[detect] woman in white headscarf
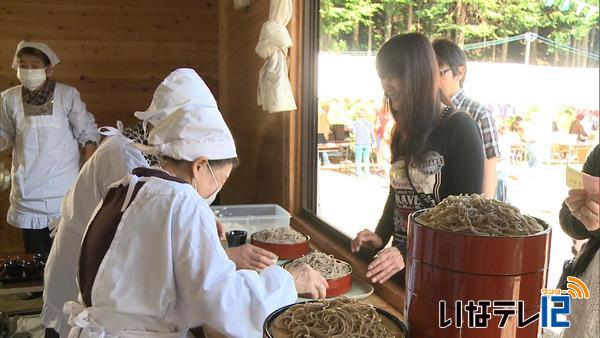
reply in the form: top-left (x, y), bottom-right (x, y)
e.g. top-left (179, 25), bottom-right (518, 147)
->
top-left (43, 69), bottom-right (280, 337)
top-left (42, 69), bottom-right (188, 337)
top-left (0, 41), bottom-right (101, 255)
top-left (64, 71), bottom-right (327, 338)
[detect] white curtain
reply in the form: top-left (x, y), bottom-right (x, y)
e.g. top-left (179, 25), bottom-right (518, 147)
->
top-left (255, 0), bottom-right (297, 113)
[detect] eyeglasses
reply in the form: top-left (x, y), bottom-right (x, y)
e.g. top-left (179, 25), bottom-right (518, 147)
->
top-left (439, 68), bottom-right (452, 77)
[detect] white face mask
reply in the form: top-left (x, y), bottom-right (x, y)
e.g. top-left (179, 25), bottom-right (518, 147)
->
top-left (17, 68), bottom-right (47, 90)
top-left (193, 163), bottom-right (221, 205)
top-left (203, 187), bottom-right (220, 205)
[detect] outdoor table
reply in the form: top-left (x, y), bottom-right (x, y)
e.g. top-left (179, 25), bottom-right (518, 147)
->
top-left (317, 142), bottom-right (350, 162)
top-left (551, 142), bottom-right (595, 164)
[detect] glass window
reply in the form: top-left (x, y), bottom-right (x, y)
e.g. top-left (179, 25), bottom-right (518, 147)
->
top-left (303, 1), bottom-right (600, 289)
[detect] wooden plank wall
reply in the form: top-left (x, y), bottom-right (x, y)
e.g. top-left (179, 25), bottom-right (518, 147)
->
top-left (218, 0), bottom-right (293, 207)
top-left (0, 0), bottom-right (219, 254)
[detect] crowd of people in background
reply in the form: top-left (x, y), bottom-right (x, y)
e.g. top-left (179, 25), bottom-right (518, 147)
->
top-left (318, 89), bottom-right (599, 193)
top-left (319, 99), bottom-right (598, 176)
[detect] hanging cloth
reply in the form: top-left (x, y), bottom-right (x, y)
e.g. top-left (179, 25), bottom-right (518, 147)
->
top-left (255, 0), bottom-right (297, 113)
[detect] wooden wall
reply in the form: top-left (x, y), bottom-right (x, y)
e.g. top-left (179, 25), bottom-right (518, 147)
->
top-left (0, 0), bottom-right (219, 254)
top-left (218, 0), bottom-right (294, 207)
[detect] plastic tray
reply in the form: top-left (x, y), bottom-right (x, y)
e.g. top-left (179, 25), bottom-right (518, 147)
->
top-left (211, 204), bottom-right (291, 242)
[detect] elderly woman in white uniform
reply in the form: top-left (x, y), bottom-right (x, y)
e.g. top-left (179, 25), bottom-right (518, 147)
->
top-left (43, 69), bottom-right (281, 337)
top-left (42, 68), bottom-right (189, 337)
top-left (65, 74), bottom-right (327, 338)
top-left (0, 41), bottom-right (100, 255)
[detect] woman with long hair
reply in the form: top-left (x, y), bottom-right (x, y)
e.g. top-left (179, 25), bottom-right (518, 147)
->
top-left (351, 33), bottom-right (485, 285)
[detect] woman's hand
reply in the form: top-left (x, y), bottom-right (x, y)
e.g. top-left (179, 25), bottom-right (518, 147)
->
top-left (225, 244), bottom-right (278, 272)
top-left (366, 247), bottom-right (405, 284)
top-left (351, 229), bottom-right (383, 253)
top-left (565, 189), bottom-right (587, 212)
top-left (288, 263), bottom-right (329, 299)
top-left (583, 199), bottom-right (600, 231)
top-left (566, 189), bottom-right (599, 232)
top-left (215, 218), bottom-right (226, 240)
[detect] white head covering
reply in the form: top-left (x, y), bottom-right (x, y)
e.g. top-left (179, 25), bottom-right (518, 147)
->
top-left (134, 68), bottom-right (216, 126)
top-left (12, 41), bottom-right (60, 69)
top-left (143, 104), bottom-right (237, 161)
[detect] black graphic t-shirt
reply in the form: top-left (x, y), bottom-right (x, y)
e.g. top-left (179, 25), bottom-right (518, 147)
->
top-left (375, 111), bottom-right (485, 257)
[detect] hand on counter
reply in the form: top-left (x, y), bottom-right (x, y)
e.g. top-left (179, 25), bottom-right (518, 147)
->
top-left (350, 229), bottom-right (383, 253)
top-left (366, 247), bottom-right (405, 284)
top-left (287, 263), bottom-right (329, 299)
top-left (226, 244), bottom-right (277, 271)
top-left (565, 189), bottom-right (600, 232)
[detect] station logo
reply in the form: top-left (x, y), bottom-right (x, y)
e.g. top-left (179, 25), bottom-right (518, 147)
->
top-left (438, 276), bottom-right (590, 329)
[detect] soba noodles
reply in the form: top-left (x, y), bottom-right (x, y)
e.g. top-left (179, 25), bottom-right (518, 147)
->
top-left (253, 227), bottom-right (307, 244)
top-left (273, 298), bottom-right (397, 338)
top-left (285, 252), bottom-right (351, 280)
top-left (415, 194), bottom-right (545, 236)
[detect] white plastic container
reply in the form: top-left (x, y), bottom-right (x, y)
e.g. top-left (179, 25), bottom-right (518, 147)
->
top-left (210, 204), bottom-right (292, 241)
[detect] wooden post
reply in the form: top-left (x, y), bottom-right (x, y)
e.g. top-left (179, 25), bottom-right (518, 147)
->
top-left (524, 32), bottom-right (532, 65)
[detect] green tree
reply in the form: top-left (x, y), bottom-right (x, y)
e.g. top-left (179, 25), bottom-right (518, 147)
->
top-left (417, 0), bottom-right (499, 44)
top-left (318, 0), bottom-right (599, 67)
top-left (538, 0), bottom-right (599, 66)
top-left (381, 0), bottom-right (405, 40)
top-left (320, 0), bottom-right (381, 51)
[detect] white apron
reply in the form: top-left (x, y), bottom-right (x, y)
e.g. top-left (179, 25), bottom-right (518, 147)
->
top-left (42, 133), bottom-right (148, 337)
top-left (66, 174), bottom-right (296, 338)
top-left (65, 302), bottom-right (183, 338)
top-left (0, 83), bottom-right (100, 229)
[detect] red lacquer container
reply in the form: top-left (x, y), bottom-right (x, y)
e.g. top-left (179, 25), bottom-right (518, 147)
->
top-left (405, 210), bottom-right (551, 338)
top-left (251, 234), bottom-right (310, 260)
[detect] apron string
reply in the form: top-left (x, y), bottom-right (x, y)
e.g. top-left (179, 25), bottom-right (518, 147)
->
top-left (121, 175), bottom-right (140, 212)
top-left (98, 120), bottom-right (125, 137)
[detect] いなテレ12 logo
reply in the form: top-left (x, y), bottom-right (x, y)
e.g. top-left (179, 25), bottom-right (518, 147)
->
top-left (438, 276), bottom-right (590, 329)
top-left (540, 276), bottom-right (590, 328)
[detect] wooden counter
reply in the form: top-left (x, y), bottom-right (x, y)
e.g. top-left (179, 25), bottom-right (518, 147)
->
top-left (0, 280), bottom-right (44, 296)
top-left (365, 292), bottom-right (403, 319)
top-left (292, 217), bottom-right (406, 314)
top-left (301, 243), bottom-right (404, 320)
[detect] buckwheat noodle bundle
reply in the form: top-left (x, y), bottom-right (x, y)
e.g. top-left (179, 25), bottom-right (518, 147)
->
top-left (253, 227), bottom-right (307, 244)
top-left (273, 298), bottom-right (397, 338)
top-left (415, 194), bottom-right (545, 236)
top-left (285, 252), bottom-right (351, 280)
